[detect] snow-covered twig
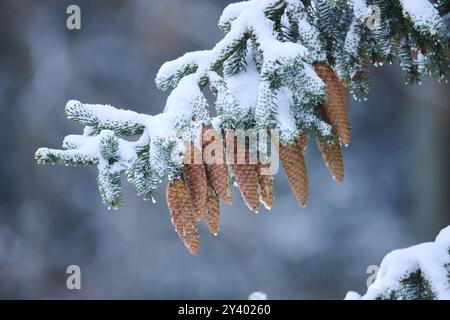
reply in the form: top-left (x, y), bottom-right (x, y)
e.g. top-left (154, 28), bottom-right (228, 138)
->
top-left (35, 0), bottom-right (448, 253)
top-left (346, 226), bottom-right (450, 300)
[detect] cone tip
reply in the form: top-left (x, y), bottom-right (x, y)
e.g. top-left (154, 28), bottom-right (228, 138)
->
top-left (260, 200), bottom-right (273, 211)
top-left (333, 176), bottom-right (344, 184)
top-left (187, 245), bottom-right (200, 256)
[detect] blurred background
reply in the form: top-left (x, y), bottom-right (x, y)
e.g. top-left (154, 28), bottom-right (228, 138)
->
top-left (0, 0), bottom-right (448, 299)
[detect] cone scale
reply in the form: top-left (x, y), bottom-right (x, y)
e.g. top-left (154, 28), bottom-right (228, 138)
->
top-left (201, 125), bottom-right (232, 205)
top-left (166, 178), bottom-right (200, 255)
top-left (314, 63), bottom-right (351, 146)
top-left (277, 136), bottom-right (309, 207)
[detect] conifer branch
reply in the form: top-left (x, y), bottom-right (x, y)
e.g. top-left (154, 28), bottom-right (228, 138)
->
top-left (36, 0), bottom-right (449, 254)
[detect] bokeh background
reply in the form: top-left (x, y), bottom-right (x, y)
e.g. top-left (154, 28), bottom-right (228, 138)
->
top-left (0, 0), bottom-right (448, 299)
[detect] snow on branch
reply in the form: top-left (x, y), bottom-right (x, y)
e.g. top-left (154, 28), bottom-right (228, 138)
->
top-left (65, 100), bottom-right (147, 136)
top-left (36, 0), bottom-right (449, 254)
top-left (398, 0), bottom-right (446, 36)
top-left (346, 226), bottom-right (450, 300)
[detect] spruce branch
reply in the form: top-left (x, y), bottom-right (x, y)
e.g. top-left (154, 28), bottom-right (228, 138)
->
top-left (346, 226), bottom-right (450, 300)
top-left (36, 0), bottom-right (449, 254)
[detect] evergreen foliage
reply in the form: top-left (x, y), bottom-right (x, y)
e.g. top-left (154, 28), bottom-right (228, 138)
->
top-left (35, 0), bottom-right (448, 253)
top-left (346, 226), bottom-right (450, 300)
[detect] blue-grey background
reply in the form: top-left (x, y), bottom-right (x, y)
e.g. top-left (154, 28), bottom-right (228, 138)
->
top-left (0, 0), bottom-right (448, 299)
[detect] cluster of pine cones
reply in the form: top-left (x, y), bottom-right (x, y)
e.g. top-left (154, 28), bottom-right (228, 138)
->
top-left (166, 63), bottom-right (351, 255)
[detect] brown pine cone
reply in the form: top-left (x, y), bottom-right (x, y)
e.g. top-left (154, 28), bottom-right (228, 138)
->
top-left (337, 76), bottom-right (349, 109)
top-left (204, 183), bottom-right (220, 236)
top-left (184, 143), bottom-right (208, 220)
top-left (317, 138), bottom-right (344, 183)
top-left (277, 138), bottom-right (308, 207)
top-left (314, 63), bottom-right (351, 146)
top-left (233, 163), bottom-right (260, 212)
top-left (256, 159), bottom-right (274, 210)
top-left (166, 178), bottom-right (200, 255)
top-left (201, 125), bottom-right (232, 205)
top-left (231, 135), bottom-right (259, 213)
top-left (298, 131), bottom-right (308, 152)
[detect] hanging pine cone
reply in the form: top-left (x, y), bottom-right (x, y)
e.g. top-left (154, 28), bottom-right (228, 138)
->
top-left (230, 136), bottom-right (259, 213)
top-left (317, 137), bottom-right (344, 183)
top-left (277, 136), bottom-right (309, 207)
top-left (203, 183), bottom-right (220, 236)
top-left (338, 75), bottom-right (349, 109)
top-left (256, 161), bottom-right (274, 210)
top-left (233, 164), bottom-right (260, 212)
top-left (314, 63), bottom-right (351, 146)
top-left (298, 131), bottom-right (308, 152)
top-left (166, 178), bottom-right (200, 255)
top-left (201, 125), bottom-right (232, 205)
top-left (184, 143), bottom-right (208, 220)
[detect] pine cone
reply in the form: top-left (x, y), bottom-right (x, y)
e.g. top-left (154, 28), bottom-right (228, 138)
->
top-left (277, 137), bottom-right (308, 207)
top-left (230, 136), bottom-right (259, 213)
top-left (314, 63), bottom-right (351, 146)
top-left (298, 131), bottom-right (308, 152)
top-left (201, 125), bottom-right (232, 205)
top-left (233, 164), bottom-right (260, 212)
top-left (256, 160), bottom-right (274, 210)
top-left (317, 138), bottom-right (344, 183)
top-left (166, 178), bottom-right (200, 255)
top-left (184, 143), bottom-right (208, 220)
top-left (338, 76), bottom-right (349, 109)
top-left (204, 183), bottom-right (220, 236)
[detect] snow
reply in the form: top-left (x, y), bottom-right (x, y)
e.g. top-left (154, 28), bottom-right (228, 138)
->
top-left (141, 116), bottom-right (169, 140)
top-left (219, 1), bottom-right (251, 28)
top-left (42, 0), bottom-right (448, 162)
top-left (352, 0), bottom-right (368, 23)
top-left (398, 0), bottom-right (443, 35)
top-left (66, 100), bottom-right (146, 126)
top-left (156, 21), bottom-right (247, 84)
top-left (302, 63), bottom-right (326, 95)
top-left (436, 227), bottom-right (450, 244)
top-left (67, 99), bottom-right (193, 141)
top-left (38, 122), bottom-right (147, 175)
top-left (242, 9), bottom-right (307, 63)
top-left (68, 134), bottom-right (102, 159)
top-left (158, 0), bottom-right (307, 88)
top-left (226, 62), bottom-right (260, 112)
top-left (118, 137), bottom-right (138, 164)
top-left (249, 291), bottom-right (268, 300)
top-left (344, 291), bottom-right (362, 300)
top-left (210, 116), bottom-right (222, 133)
top-left (164, 75), bottom-right (200, 115)
top-left (346, 226), bottom-right (450, 300)
top-left (344, 20), bottom-right (360, 56)
top-left (296, 11), bottom-right (326, 62)
top-left (156, 51), bottom-right (204, 88)
top-left (75, 130), bottom-right (137, 165)
top-left (274, 86), bottom-right (298, 142)
top-left (297, 108), bottom-right (332, 137)
top-left (38, 0), bottom-right (449, 214)
top-left (62, 134), bottom-right (87, 149)
top-left (155, 0), bottom-right (314, 146)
